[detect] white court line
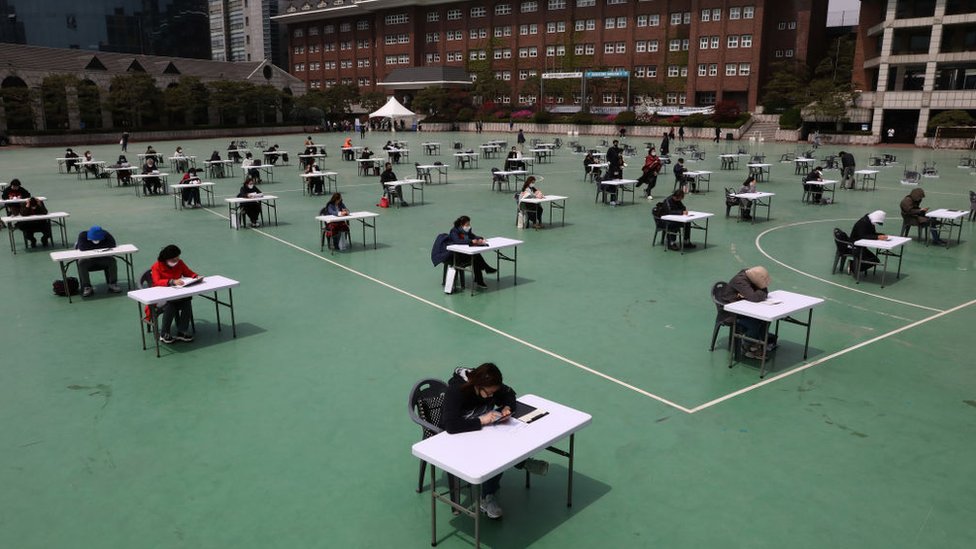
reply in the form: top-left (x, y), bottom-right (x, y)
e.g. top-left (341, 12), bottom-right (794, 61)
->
top-left (688, 298), bottom-right (976, 413)
top-left (754, 219), bottom-right (943, 313)
top-left (201, 206), bottom-right (694, 414)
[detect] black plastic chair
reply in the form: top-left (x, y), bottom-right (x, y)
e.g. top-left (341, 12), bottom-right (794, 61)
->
top-left (831, 228), bottom-right (857, 275)
top-left (710, 281), bottom-right (735, 352)
top-left (408, 378), bottom-right (448, 493)
top-left (139, 269), bottom-right (195, 333)
top-left (969, 190), bottom-right (975, 222)
top-left (724, 187), bottom-right (739, 217)
top-left (900, 214), bottom-right (928, 242)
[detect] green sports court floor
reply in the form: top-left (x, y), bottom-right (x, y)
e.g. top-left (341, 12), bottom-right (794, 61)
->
top-left (1, 132), bottom-right (974, 548)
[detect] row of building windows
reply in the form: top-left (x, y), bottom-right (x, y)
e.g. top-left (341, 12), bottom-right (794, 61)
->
top-left (308, 78), bottom-right (372, 90)
top-left (487, 92), bottom-right (690, 106)
top-left (293, 5), bottom-right (757, 37)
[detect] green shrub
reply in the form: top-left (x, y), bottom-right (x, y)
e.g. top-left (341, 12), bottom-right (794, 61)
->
top-left (683, 113), bottom-right (709, 127)
top-left (614, 111), bottom-right (636, 126)
top-left (927, 110), bottom-right (975, 131)
top-left (571, 111), bottom-right (593, 125)
top-left (532, 110), bottom-right (552, 124)
top-left (456, 108), bottom-right (475, 122)
top-left (779, 108), bottom-right (802, 130)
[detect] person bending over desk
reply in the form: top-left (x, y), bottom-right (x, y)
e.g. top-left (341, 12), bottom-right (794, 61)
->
top-left (241, 153), bottom-right (261, 182)
top-left (900, 188), bottom-right (946, 245)
top-left (380, 162), bottom-right (409, 207)
top-left (64, 148), bottom-right (80, 173)
top-left (208, 151), bottom-right (225, 178)
top-left (19, 197), bottom-right (51, 248)
top-left (76, 225), bottom-right (121, 297)
top-left (141, 157), bottom-right (162, 195)
top-left (179, 168), bottom-right (203, 208)
top-left (151, 244), bottom-right (199, 344)
top-left (114, 155), bottom-right (132, 185)
top-left (449, 216), bottom-right (497, 289)
top-left (237, 176), bottom-right (264, 228)
top-left (441, 363), bottom-right (549, 520)
top-left (850, 210), bottom-right (887, 275)
top-left (306, 162), bottom-right (325, 195)
top-left (661, 189), bottom-right (695, 251)
top-left (82, 150), bottom-right (102, 178)
top-left (2, 178), bottom-right (30, 216)
top-left (517, 176), bottom-right (544, 229)
top-left (738, 175), bottom-right (757, 220)
top-left (228, 141), bottom-right (242, 163)
top-left (803, 166), bottom-right (825, 203)
top-left (506, 147), bottom-right (525, 171)
top-left (716, 266), bottom-right (776, 360)
top-left (320, 192), bottom-right (350, 250)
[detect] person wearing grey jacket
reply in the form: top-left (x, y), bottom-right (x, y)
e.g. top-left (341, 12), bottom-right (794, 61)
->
top-left (716, 266), bottom-right (775, 359)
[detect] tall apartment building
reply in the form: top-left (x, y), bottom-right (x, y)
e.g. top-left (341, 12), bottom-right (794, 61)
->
top-left (273, 0), bottom-right (827, 112)
top-left (209, 0), bottom-right (287, 65)
top-left (853, 0), bottom-right (976, 144)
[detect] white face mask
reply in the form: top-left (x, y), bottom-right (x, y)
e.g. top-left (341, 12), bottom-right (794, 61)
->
top-left (91, 240), bottom-right (101, 245)
top-left (166, 260), bottom-right (179, 267)
top-left (246, 184), bottom-right (254, 189)
top-left (462, 225), bottom-right (471, 232)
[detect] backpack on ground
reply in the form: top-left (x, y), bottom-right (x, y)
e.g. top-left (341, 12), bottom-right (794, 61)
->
top-left (53, 277), bottom-right (80, 296)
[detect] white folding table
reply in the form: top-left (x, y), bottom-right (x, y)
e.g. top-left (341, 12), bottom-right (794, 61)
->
top-left (853, 235), bottom-right (911, 287)
top-left (925, 208), bottom-right (967, 247)
top-left (225, 195), bottom-right (279, 229)
top-left (170, 182), bottom-right (215, 209)
top-left (659, 211), bottom-right (714, 252)
top-left (519, 195), bottom-right (568, 227)
top-left (731, 191), bottom-right (774, 223)
top-left (315, 211), bottom-right (379, 252)
top-left (447, 237), bottom-right (523, 295)
top-left (50, 244), bottom-right (139, 303)
top-left (1, 211), bottom-right (69, 254)
top-left (301, 171), bottom-right (338, 196)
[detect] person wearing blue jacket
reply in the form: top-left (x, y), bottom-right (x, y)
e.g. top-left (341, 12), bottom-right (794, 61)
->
top-left (448, 216), bottom-right (496, 288)
top-left (75, 225), bottom-right (121, 297)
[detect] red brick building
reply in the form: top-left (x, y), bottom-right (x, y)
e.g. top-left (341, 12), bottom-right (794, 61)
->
top-left (273, 0), bottom-right (827, 112)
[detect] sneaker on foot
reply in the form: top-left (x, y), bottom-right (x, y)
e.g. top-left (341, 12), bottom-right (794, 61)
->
top-left (107, 284), bottom-right (122, 293)
top-left (522, 458), bottom-right (549, 476)
top-left (475, 281), bottom-right (489, 289)
top-left (480, 494), bottom-right (503, 519)
top-left (82, 286), bottom-right (94, 297)
top-left (159, 333), bottom-right (176, 344)
top-left (175, 332), bottom-right (194, 342)
top-left (744, 348), bottom-right (766, 360)
top-left (484, 266), bottom-right (498, 274)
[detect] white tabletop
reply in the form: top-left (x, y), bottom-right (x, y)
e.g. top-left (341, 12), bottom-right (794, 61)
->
top-left (925, 208), bottom-right (968, 220)
top-left (854, 235), bottom-right (911, 249)
top-left (131, 172), bottom-right (170, 178)
top-left (587, 162), bottom-right (610, 168)
top-left (529, 148), bottom-right (552, 153)
top-left (0, 196), bottom-right (46, 205)
top-left (225, 194), bottom-right (278, 204)
top-left (171, 182), bottom-right (215, 189)
top-left (748, 163), bottom-right (772, 168)
top-left (1, 211), bottom-right (69, 224)
top-left (383, 179), bottom-right (423, 187)
top-left (356, 158), bottom-right (383, 163)
top-left (51, 244), bottom-right (138, 262)
top-left (264, 151), bottom-right (288, 155)
top-left (854, 169), bottom-right (879, 175)
top-left (661, 211), bottom-right (714, 222)
top-left (495, 170), bottom-right (528, 177)
top-left (168, 155), bottom-right (196, 160)
top-left (421, 142), bottom-right (440, 146)
top-left (300, 171), bottom-right (338, 178)
top-left (520, 194), bottom-right (568, 204)
top-left (723, 290), bottom-right (825, 322)
top-left (298, 154), bottom-right (328, 158)
top-left (315, 211), bottom-right (379, 223)
top-left (685, 170), bottom-right (712, 177)
top-left (411, 394), bottom-right (592, 484)
top-left (804, 179), bottom-right (837, 187)
top-left (447, 236), bottom-right (523, 255)
top-left (795, 158), bottom-right (815, 163)
top-left (599, 178), bottom-right (638, 186)
top-left (454, 152), bottom-right (477, 157)
top-left (479, 144), bottom-right (500, 149)
top-left (732, 192), bottom-right (775, 199)
top-left (126, 275), bottom-right (240, 306)
top-left (205, 159), bottom-right (233, 164)
top-left (416, 164), bottom-right (448, 170)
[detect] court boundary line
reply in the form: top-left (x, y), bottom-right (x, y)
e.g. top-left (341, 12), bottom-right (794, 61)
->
top-left (754, 219), bottom-right (943, 313)
top-left (202, 207), bottom-right (694, 414)
top-left (688, 298), bottom-right (976, 413)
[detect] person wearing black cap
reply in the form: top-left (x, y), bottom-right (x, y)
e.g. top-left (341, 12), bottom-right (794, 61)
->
top-left (151, 245), bottom-right (200, 343)
top-left (75, 225), bottom-right (121, 297)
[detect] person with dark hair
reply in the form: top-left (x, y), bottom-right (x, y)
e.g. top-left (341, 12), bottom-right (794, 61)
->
top-left (228, 141), bottom-right (242, 163)
top-left (517, 129), bottom-right (526, 150)
top-left (839, 150), bottom-right (856, 189)
top-left (75, 225), bottom-right (121, 297)
top-left (737, 174), bottom-right (758, 220)
top-left (1, 178), bottom-right (30, 216)
top-left (505, 146), bottom-right (525, 171)
top-left (660, 131), bottom-right (670, 156)
top-left (237, 176), bottom-right (264, 227)
top-left (82, 150), bottom-right (102, 178)
top-left (803, 165), bottom-right (825, 203)
top-left (305, 162), bottom-right (325, 195)
top-left (320, 192), bottom-right (350, 250)
top-left (678, 125), bottom-right (685, 142)
top-left (179, 168), bottom-right (203, 208)
top-left (121, 130), bottom-right (129, 152)
top-left (18, 197), bottom-right (51, 248)
top-left (64, 148), bottom-right (80, 173)
top-left (637, 147), bottom-right (662, 200)
top-left (380, 162), bottom-right (408, 206)
top-left (241, 152), bottom-right (262, 182)
top-left (151, 245), bottom-right (200, 344)
top-left (673, 157), bottom-right (693, 192)
top-left (850, 210), bottom-right (887, 275)
top-left (113, 155), bottom-right (132, 185)
top-left (517, 176), bottom-right (544, 229)
top-left (449, 216), bottom-right (496, 288)
top-left (441, 363), bottom-right (549, 519)
top-left (173, 146), bottom-right (189, 173)
top-left (606, 139), bottom-right (624, 180)
top-left (662, 189), bottom-right (695, 251)
top-left (715, 266), bottom-right (776, 359)
top-left (208, 150), bottom-right (225, 178)
top-left (141, 157), bottom-right (162, 195)
top-left (713, 126), bottom-right (721, 143)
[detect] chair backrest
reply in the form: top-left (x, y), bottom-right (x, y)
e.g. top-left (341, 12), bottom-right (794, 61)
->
top-left (725, 187), bottom-right (738, 205)
top-left (711, 281), bottom-right (728, 316)
top-left (408, 378), bottom-right (448, 440)
top-left (833, 228), bottom-right (854, 254)
top-left (139, 268), bottom-right (153, 289)
top-left (969, 190), bottom-right (976, 206)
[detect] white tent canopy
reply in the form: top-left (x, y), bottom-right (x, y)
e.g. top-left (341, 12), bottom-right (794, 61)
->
top-left (369, 96), bottom-right (416, 120)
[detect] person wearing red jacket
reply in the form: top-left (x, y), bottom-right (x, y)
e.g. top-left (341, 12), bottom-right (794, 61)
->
top-left (151, 244), bottom-right (200, 344)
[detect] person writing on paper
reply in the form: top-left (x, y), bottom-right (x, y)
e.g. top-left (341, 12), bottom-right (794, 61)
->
top-left (448, 216), bottom-right (497, 289)
top-left (75, 225), bottom-right (122, 297)
top-left (380, 162), bottom-right (408, 207)
top-left (850, 210), bottom-right (888, 275)
top-left (319, 192), bottom-right (350, 250)
top-left (236, 176), bottom-right (264, 228)
top-left (900, 188), bottom-right (946, 245)
top-left (305, 162), bottom-right (325, 195)
top-left (141, 157), bottom-right (162, 195)
top-left (716, 266), bottom-right (777, 360)
top-left (506, 146), bottom-right (525, 171)
top-left (179, 168), bottom-right (203, 208)
top-left (441, 363), bottom-right (549, 519)
top-left (173, 146), bottom-right (188, 173)
top-left (342, 137), bottom-right (354, 161)
top-left (18, 197), bottom-right (52, 248)
top-left (517, 176), bottom-right (544, 229)
top-left (64, 148), bottom-right (80, 173)
top-left (1, 178), bottom-right (30, 216)
top-left (737, 174), bottom-right (757, 220)
top-left (661, 189), bottom-right (695, 251)
top-left (151, 244), bottom-right (199, 344)
top-left (803, 165), bottom-right (825, 204)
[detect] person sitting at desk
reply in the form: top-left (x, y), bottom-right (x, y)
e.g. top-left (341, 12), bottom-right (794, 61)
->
top-left (114, 155), bottom-right (132, 185)
top-left (849, 210), bottom-right (887, 275)
top-left (360, 148), bottom-right (380, 176)
top-left (2, 178), bottom-right (30, 216)
top-left (448, 216), bottom-right (496, 288)
top-left (673, 157), bottom-right (693, 193)
top-left (441, 363), bottom-right (549, 519)
top-left (64, 148), bottom-right (80, 173)
top-left (179, 168), bottom-right (203, 208)
top-left (145, 145), bottom-right (157, 157)
top-left (383, 141), bottom-right (401, 164)
top-left (737, 174), bottom-right (758, 220)
top-left (208, 151), bottom-right (225, 178)
top-left (173, 146), bottom-right (188, 172)
top-left (661, 189), bottom-right (695, 251)
top-left (241, 153), bottom-right (262, 182)
top-left (803, 166), bottom-right (825, 203)
top-left (151, 244), bottom-right (199, 344)
top-left (716, 266), bottom-right (776, 360)
top-left (75, 225), bottom-right (122, 297)
top-left (237, 176), bottom-right (264, 228)
top-left (82, 150), bottom-right (103, 178)
top-left (505, 147), bottom-right (525, 171)
top-left (305, 162), bottom-right (325, 195)
top-left (228, 141), bottom-right (242, 163)
top-left (141, 157), bottom-right (162, 195)
top-left (637, 147), bottom-right (662, 200)
top-left (380, 162), bottom-right (408, 207)
top-left (900, 188), bottom-right (946, 245)
top-left (342, 137), bottom-right (354, 161)
top-left (319, 192), bottom-right (350, 250)
top-left (606, 139), bottom-right (624, 180)
top-left (18, 197), bottom-right (52, 248)
top-left (517, 176), bottom-right (544, 229)
top-left (583, 151), bottom-right (596, 178)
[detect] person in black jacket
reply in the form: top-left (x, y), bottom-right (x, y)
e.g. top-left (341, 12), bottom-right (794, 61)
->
top-left (17, 197), bottom-right (51, 247)
top-left (441, 363), bottom-right (548, 519)
top-left (803, 166), bottom-right (825, 203)
top-left (716, 266), bottom-right (775, 359)
top-left (662, 189), bottom-right (695, 250)
top-left (448, 216), bottom-right (496, 288)
top-left (237, 176), bottom-right (264, 227)
top-left (379, 162), bottom-right (408, 206)
top-left (141, 157), bottom-right (162, 195)
top-left (660, 132), bottom-right (670, 156)
top-left (75, 225), bottom-right (121, 297)
top-left (1, 178), bottom-right (30, 216)
top-left (605, 139), bottom-right (624, 180)
top-left (839, 151), bottom-right (856, 189)
top-left (850, 210), bottom-right (887, 274)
